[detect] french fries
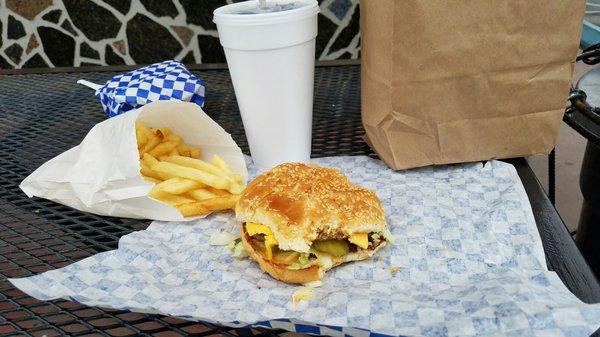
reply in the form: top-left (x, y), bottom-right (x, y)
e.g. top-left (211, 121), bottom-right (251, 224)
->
top-left (140, 164), bottom-right (162, 180)
top-left (148, 141), bottom-right (177, 157)
top-left (186, 188), bottom-right (218, 200)
top-left (149, 188), bottom-right (195, 206)
top-left (154, 177), bottom-right (205, 195)
top-left (176, 194), bottom-right (240, 217)
top-left (138, 126), bottom-right (163, 156)
top-left (163, 155), bottom-right (229, 179)
top-left (161, 156), bottom-right (243, 190)
top-left (156, 127), bottom-right (171, 138)
top-left (212, 155), bottom-right (244, 182)
top-left (211, 154), bottom-right (232, 173)
top-left (152, 162), bottom-right (230, 190)
top-left (206, 187), bottom-right (230, 197)
top-left (135, 124), bottom-right (149, 148)
top-left (142, 173), bottom-right (161, 183)
top-left (177, 144), bottom-right (201, 158)
top-left (142, 153), bottom-right (160, 168)
top-left (136, 122), bottom-right (244, 217)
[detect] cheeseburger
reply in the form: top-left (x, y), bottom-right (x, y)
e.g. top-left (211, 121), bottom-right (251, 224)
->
top-left (235, 163), bottom-right (392, 284)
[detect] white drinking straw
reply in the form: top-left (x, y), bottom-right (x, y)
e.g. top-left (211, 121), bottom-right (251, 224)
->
top-left (76, 79), bottom-right (102, 91)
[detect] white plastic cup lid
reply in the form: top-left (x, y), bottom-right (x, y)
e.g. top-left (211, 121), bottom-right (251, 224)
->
top-left (213, 0), bottom-right (319, 26)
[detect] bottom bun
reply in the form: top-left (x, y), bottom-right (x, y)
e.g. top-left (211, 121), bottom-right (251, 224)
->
top-left (241, 225), bottom-right (386, 284)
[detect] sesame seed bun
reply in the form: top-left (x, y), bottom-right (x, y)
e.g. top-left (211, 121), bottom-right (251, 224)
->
top-left (235, 163), bottom-right (387, 253)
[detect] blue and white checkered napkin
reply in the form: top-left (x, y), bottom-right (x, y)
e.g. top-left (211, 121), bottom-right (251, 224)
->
top-left (9, 156), bottom-right (600, 337)
top-left (92, 60), bottom-right (206, 118)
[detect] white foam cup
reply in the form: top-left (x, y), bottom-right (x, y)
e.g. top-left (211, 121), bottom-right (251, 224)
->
top-left (214, 0), bottom-right (319, 170)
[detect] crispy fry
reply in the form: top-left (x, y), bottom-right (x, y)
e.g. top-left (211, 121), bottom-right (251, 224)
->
top-left (136, 123), bottom-right (243, 217)
top-left (176, 144), bottom-right (201, 158)
top-left (142, 153), bottom-right (177, 180)
top-left (155, 127), bottom-right (171, 138)
top-left (161, 155), bottom-right (244, 193)
top-left (190, 148), bottom-right (201, 158)
top-left (233, 174), bottom-right (244, 183)
top-left (136, 123), bottom-right (151, 133)
top-left (211, 154), bottom-right (233, 174)
top-left (228, 183), bottom-right (244, 194)
top-left (152, 161), bottom-right (230, 189)
top-left (149, 188), bottom-right (194, 206)
top-left (165, 134), bottom-right (181, 143)
top-left (148, 141), bottom-right (179, 158)
top-left (140, 129), bottom-right (163, 156)
top-left (143, 176), bottom-right (161, 183)
top-left (162, 155), bottom-right (232, 180)
top-left (154, 177), bottom-right (205, 195)
top-left (135, 123), bottom-right (149, 148)
top-left (211, 154), bottom-right (244, 185)
top-left (140, 163), bottom-right (162, 180)
top-left (137, 134), bottom-right (148, 148)
top-left (142, 153), bottom-right (160, 168)
top-left (186, 188), bottom-right (218, 201)
top-left (205, 187), bottom-right (230, 197)
top-left (157, 172), bottom-right (177, 180)
top-left (176, 194), bottom-right (240, 217)
top-left (137, 123), bottom-right (153, 136)
top-left (176, 144), bottom-right (191, 157)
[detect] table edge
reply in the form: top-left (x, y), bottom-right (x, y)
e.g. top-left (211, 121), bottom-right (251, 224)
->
top-left (0, 60), bottom-right (361, 76)
top-left (507, 157), bottom-right (600, 303)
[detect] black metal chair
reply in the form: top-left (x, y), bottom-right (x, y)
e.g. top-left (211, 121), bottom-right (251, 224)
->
top-left (552, 43), bottom-right (600, 278)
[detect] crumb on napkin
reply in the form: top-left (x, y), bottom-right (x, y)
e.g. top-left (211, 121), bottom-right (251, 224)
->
top-left (292, 287), bottom-right (314, 306)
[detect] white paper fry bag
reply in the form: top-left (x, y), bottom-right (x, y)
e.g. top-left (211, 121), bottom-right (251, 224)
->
top-left (19, 101), bottom-right (247, 221)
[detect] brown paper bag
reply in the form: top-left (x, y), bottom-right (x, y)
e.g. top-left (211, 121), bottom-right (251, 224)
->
top-left (361, 0), bottom-right (586, 170)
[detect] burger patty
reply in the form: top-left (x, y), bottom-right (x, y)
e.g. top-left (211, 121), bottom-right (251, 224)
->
top-left (315, 228), bottom-right (347, 240)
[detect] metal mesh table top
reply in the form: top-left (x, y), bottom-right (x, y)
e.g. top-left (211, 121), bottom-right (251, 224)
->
top-left (0, 65), bottom-right (367, 337)
top-left (0, 65), bottom-right (598, 337)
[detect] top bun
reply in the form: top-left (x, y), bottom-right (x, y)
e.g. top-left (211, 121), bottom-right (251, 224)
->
top-left (235, 163), bottom-right (386, 252)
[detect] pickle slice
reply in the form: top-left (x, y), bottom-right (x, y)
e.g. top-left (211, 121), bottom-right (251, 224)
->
top-left (312, 240), bottom-right (349, 257)
top-left (272, 250), bottom-right (301, 265)
top-left (287, 253), bottom-right (314, 270)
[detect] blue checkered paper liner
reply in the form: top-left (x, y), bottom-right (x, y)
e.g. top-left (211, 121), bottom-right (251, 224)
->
top-left (95, 60), bottom-right (206, 118)
top-left (10, 157), bottom-right (600, 336)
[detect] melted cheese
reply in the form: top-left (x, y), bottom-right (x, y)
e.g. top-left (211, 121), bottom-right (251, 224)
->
top-left (246, 222), bottom-right (278, 260)
top-left (349, 233), bottom-right (369, 249)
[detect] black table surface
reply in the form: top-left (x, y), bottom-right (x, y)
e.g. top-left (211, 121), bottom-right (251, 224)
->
top-left (0, 64), bottom-right (599, 337)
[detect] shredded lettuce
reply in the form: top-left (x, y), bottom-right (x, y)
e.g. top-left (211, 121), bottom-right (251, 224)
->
top-left (227, 238), bottom-right (248, 259)
top-left (371, 233), bottom-right (381, 246)
top-left (381, 229), bottom-right (395, 244)
top-left (286, 252), bottom-right (314, 270)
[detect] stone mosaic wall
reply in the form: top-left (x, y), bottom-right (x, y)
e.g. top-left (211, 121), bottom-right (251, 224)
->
top-left (0, 0), bottom-right (360, 69)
